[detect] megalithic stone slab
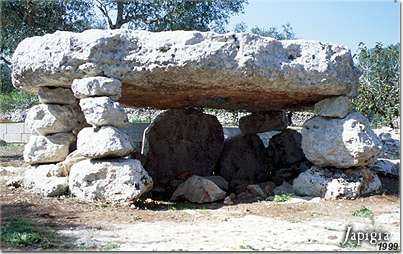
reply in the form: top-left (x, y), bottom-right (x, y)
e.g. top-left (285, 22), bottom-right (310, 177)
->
top-left (72, 77), bottom-right (122, 100)
top-left (12, 30), bottom-right (359, 111)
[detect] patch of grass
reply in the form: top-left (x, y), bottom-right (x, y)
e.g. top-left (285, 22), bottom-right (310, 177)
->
top-left (0, 218), bottom-right (56, 249)
top-left (352, 207), bottom-right (375, 224)
top-left (0, 142), bottom-right (23, 148)
top-left (0, 90), bottom-right (38, 112)
top-left (273, 193), bottom-right (293, 202)
top-left (99, 242), bottom-right (120, 251)
top-left (239, 244), bottom-right (258, 251)
top-left (340, 239), bottom-right (359, 249)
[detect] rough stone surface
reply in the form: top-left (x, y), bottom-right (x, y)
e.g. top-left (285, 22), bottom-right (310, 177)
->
top-left (23, 133), bottom-right (75, 164)
top-left (267, 129), bottom-right (306, 169)
top-left (143, 109), bottom-right (224, 194)
top-left (314, 96), bottom-right (351, 118)
top-left (370, 159), bottom-right (400, 177)
top-left (38, 87), bottom-right (77, 105)
top-left (79, 97), bottom-right (129, 128)
top-left (26, 104), bottom-right (84, 135)
top-left (69, 158), bottom-right (153, 203)
top-left (171, 175), bottom-right (226, 204)
top-left (77, 126), bottom-right (134, 158)
top-left (217, 134), bottom-right (269, 193)
top-left (292, 166), bottom-right (382, 200)
top-left (273, 181), bottom-right (294, 195)
top-left (52, 150), bottom-right (87, 177)
top-left (239, 111), bottom-right (288, 134)
top-left (72, 77), bottom-right (122, 100)
top-left (23, 165), bottom-right (69, 197)
top-left (373, 127), bottom-right (400, 160)
top-left (301, 112), bottom-right (383, 168)
top-left (12, 30), bottom-right (359, 111)
top-left (204, 176), bottom-right (229, 192)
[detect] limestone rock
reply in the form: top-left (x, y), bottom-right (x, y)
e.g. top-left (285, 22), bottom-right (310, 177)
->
top-left (79, 97), bottom-right (129, 128)
top-left (77, 126), bottom-right (133, 158)
top-left (301, 112), bottom-right (383, 168)
top-left (267, 129), bottom-right (306, 169)
top-left (171, 175), bottom-right (226, 204)
top-left (51, 150), bottom-right (87, 177)
top-left (26, 104), bottom-right (82, 135)
top-left (273, 181), bottom-right (294, 195)
top-left (71, 76), bottom-right (122, 100)
top-left (314, 96), bottom-right (351, 118)
top-left (370, 159), bottom-right (400, 177)
top-left (292, 166), bottom-right (382, 200)
top-left (239, 111), bottom-right (289, 134)
top-left (143, 109), bottom-right (224, 194)
top-left (12, 30), bottom-right (359, 111)
top-left (373, 127), bottom-right (400, 160)
top-left (23, 165), bottom-right (69, 197)
top-left (217, 134), bottom-right (269, 193)
top-left (23, 133), bottom-right (75, 164)
top-left (38, 87), bottom-right (77, 105)
top-left (69, 158), bottom-right (153, 203)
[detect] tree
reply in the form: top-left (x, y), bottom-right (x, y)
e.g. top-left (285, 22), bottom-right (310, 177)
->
top-left (352, 42), bottom-right (400, 127)
top-left (95, 0), bottom-right (247, 31)
top-left (233, 22), bottom-right (295, 40)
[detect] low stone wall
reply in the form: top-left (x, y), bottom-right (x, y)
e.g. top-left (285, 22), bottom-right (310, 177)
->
top-left (0, 122), bottom-right (32, 143)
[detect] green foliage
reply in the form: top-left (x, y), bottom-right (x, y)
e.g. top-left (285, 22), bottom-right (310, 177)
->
top-left (0, 90), bottom-right (38, 112)
top-left (352, 206), bottom-right (375, 224)
top-left (0, 218), bottom-right (55, 248)
top-left (273, 193), bottom-right (293, 202)
top-left (99, 242), bottom-right (120, 251)
top-left (233, 22), bottom-right (295, 40)
top-left (239, 244), bottom-right (258, 251)
top-left (0, 61), bottom-right (12, 93)
top-left (352, 42), bottom-right (400, 128)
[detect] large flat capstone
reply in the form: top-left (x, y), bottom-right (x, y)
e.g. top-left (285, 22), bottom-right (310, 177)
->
top-left (12, 30), bottom-right (359, 111)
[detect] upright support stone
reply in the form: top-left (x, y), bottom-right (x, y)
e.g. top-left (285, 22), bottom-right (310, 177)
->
top-left (239, 111), bottom-right (289, 134)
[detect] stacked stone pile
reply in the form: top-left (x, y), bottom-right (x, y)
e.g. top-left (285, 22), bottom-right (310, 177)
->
top-left (68, 76), bottom-right (153, 203)
top-left (294, 96), bottom-right (384, 199)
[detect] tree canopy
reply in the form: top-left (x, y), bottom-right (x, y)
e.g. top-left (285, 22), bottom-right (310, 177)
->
top-left (233, 22), bottom-right (295, 40)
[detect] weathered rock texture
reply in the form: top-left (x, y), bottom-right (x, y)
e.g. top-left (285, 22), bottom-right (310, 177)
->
top-left (23, 165), bottom-right (69, 197)
top-left (77, 126), bottom-right (133, 158)
top-left (239, 111), bottom-right (288, 134)
top-left (23, 133), bottom-right (75, 164)
top-left (12, 30), bottom-right (359, 111)
top-left (38, 87), bottom-right (77, 105)
top-left (79, 97), bottom-right (129, 128)
top-left (314, 96), bottom-right (351, 118)
top-left (69, 159), bottom-right (153, 203)
top-left (301, 112), bottom-right (383, 168)
top-left (171, 175), bottom-right (226, 203)
top-left (72, 77), bottom-right (122, 100)
top-left (293, 166), bottom-right (381, 200)
top-left (217, 134), bottom-right (269, 193)
top-left (143, 109), bottom-right (224, 194)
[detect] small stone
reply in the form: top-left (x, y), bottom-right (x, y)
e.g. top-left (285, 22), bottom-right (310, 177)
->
top-left (259, 181), bottom-right (276, 195)
top-left (77, 126), bottom-right (134, 158)
top-left (246, 184), bottom-right (266, 198)
top-left (23, 133), bottom-right (75, 164)
top-left (204, 176), bottom-right (229, 191)
top-left (223, 193), bottom-right (236, 205)
top-left (239, 111), bottom-right (288, 134)
top-left (273, 181), bottom-right (294, 195)
top-left (69, 158), bottom-right (153, 203)
top-left (314, 96), bottom-right (351, 118)
top-left (6, 177), bottom-right (23, 188)
top-left (23, 165), bottom-right (69, 197)
top-left (370, 159), bottom-right (399, 177)
top-left (71, 76), bottom-right (122, 99)
top-left (52, 150), bottom-right (87, 177)
top-left (38, 87), bottom-right (77, 105)
top-left (171, 175), bottom-right (226, 204)
top-left (79, 97), bottom-right (129, 128)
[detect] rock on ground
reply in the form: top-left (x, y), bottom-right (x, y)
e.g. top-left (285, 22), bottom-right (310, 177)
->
top-left (171, 175), bottom-right (226, 203)
top-left (23, 165), bottom-right (69, 197)
top-left (239, 111), bottom-right (288, 134)
top-left (51, 150), bottom-right (87, 177)
top-left (69, 158), bottom-right (153, 203)
top-left (217, 134), bottom-right (269, 193)
top-left (25, 104), bottom-right (83, 135)
top-left (12, 30), bottom-right (359, 111)
top-left (301, 112), bottom-right (383, 168)
top-left (370, 159), bottom-right (400, 177)
top-left (72, 76), bottom-right (122, 100)
top-left (143, 109), bottom-right (224, 194)
top-left (373, 127), bottom-right (400, 160)
top-left (23, 133), bottom-right (75, 164)
top-left (38, 87), bottom-right (77, 105)
top-left (273, 181), bottom-right (294, 195)
top-left (79, 97), bottom-right (129, 128)
top-left (292, 166), bottom-right (382, 200)
top-left (204, 176), bottom-right (229, 192)
top-left (314, 96), bottom-right (351, 118)
top-left (267, 129), bottom-right (305, 169)
top-left (77, 126), bottom-right (134, 159)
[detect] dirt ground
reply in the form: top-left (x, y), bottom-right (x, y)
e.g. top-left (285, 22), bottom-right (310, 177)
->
top-left (0, 145), bottom-right (401, 251)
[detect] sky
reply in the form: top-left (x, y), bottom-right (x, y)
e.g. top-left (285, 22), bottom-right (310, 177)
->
top-left (227, 0), bottom-right (400, 54)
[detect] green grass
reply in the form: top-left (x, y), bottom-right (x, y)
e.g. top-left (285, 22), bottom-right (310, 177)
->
top-left (239, 244), bottom-right (259, 251)
top-left (99, 242), bottom-right (120, 251)
top-left (0, 90), bottom-right (38, 112)
top-left (273, 193), bottom-right (293, 202)
top-left (0, 218), bottom-right (56, 249)
top-left (352, 207), bottom-right (375, 224)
